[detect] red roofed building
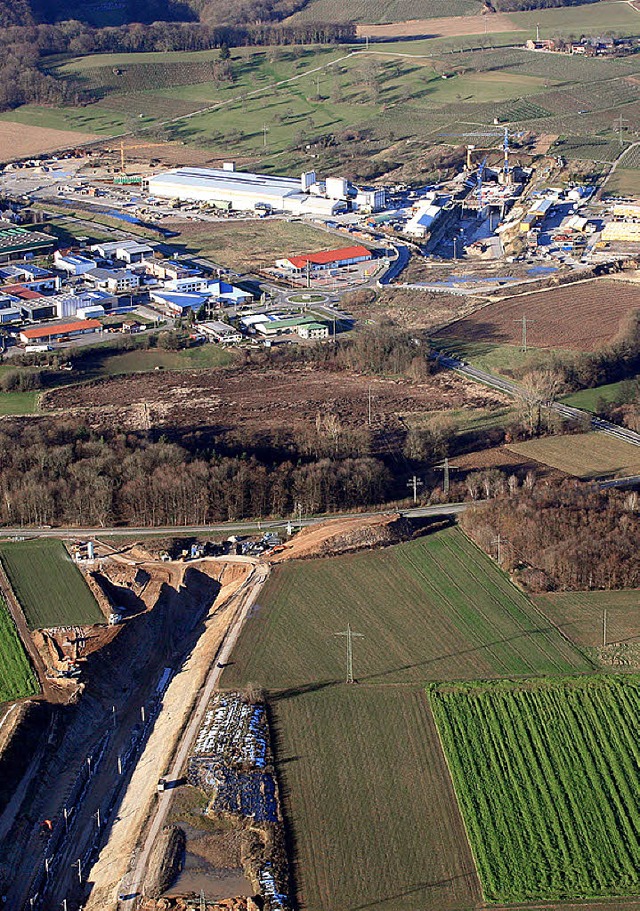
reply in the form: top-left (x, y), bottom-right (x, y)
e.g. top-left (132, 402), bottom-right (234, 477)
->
top-left (20, 319), bottom-right (102, 345)
top-left (276, 245), bottom-right (372, 273)
top-left (2, 284), bottom-right (42, 300)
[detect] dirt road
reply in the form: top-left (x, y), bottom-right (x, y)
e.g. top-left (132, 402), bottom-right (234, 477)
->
top-left (84, 558), bottom-right (267, 909)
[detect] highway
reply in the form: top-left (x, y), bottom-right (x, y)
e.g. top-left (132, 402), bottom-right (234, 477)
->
top-left (0, 503), bottom-right (468, 541)
top-left (436, 352), bottom-right (640, 448)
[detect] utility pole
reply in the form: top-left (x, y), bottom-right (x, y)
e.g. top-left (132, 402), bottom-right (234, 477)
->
top-left (368, 384), bottom-right (373, 426)
top-left (437, 457), bottom-right (458, 495)
top-left (87, 755), bottom-right (92, 777)
top-left (296, 501), bottom-right (303, 529)
top-left (603, 608), bottom-right (607, 648)
top-left (262, 124), bottom-right (268, 148)
top-left (306, 260), bottom-right (311, 290)
top-left (200, 889), bottom-right (206, 911)
top-left (335, 623), bottom-right (364, 684)
top-left (407, 475), bottom-right (423, 504)
top-left (616, 114), bottom-right (628, 148)
top-left (536, 21), bottom-right (540, 41)
top-left (96, 808), bottom-right (101, 831)
top-left (76, 858), bottom-right (82, 884)
top-left (117, 754), bottom-right (122, 775)
top-left (514, 315), bottom-right (534, 352)
top-left (316, 72), bottom-right (321, 99)
top-left (112, 705), bottom-right (117, 728)
top-left (492, 534), bottom-right (504, 564)
top-left (141, 705), bottom-right (146, 724)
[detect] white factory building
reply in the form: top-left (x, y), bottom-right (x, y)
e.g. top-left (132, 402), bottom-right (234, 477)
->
top-left (147, 165), bottom-right (385, 216)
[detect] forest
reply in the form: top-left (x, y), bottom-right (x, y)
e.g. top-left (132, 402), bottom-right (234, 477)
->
top-left (461, 483), bottom-right (640, 591)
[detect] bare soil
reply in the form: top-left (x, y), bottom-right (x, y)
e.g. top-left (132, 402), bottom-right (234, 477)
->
top-left (451, 444), bottom-right (567, 478)
top-left (0, 121), bottom-right (98, 162)
top-left (41, 364), bottom-right (510, 446)
top-left (269, 513), bottom-right (415, 561)
top-left (357, 11), bottom-right (517, 38)
top-left (349, 288), bottom-right (484, 331)
top-left (436, 278), bottom-right (640, 351)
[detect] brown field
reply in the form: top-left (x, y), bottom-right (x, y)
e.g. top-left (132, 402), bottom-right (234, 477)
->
top-left (42, 364), bottom-right (509, 442)
top-left (357, 11), bottom-right (517, 37)
top-left (97, 137), bottom-right (224, 169)
top-left (163, 218), bottom-right (344, 271)
top-left (452, 443), bottom-right (566, 478)
top-left (0, 121), bottom-right (98, 162)
top-left (353, 287), bottom-right (484, 331)
top-left (436, 279), bottom-right (640, 351)
top-left (507, 431), bottom-right (640, 478)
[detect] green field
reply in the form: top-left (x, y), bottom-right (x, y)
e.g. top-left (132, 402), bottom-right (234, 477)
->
top-left (535, 590), bottom-right (640, 650)
top-left (561, 375), bottom-right (640, 411)
top-left (508, 431), bottom-right (640, 479)
top-left (0, 594), bottom-right (39, 704)
top-left (4, 27), bottom-right (638, 178)
top-left (223, 527), bottom-right (592, 910)
top-left (0, 390), bottom-right (40, 415)
top-left (223, 527), bottom-right (590, 689)
top-left (268, 685), bottom-right (481, 911)
top-left (430, 676), bottom-right (640, 902)
top-left (433, 338), bottom-right (572, 378)
top-left (0, 539), bottom-right (104, 629)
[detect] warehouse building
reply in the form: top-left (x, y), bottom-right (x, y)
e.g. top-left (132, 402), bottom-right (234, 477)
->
top-left (0, 227), bottom-right (55, 262)
top-left (91, 240), bottom-right (153, 263)
top-left (276, 245), bottom-right (372, 273)
top-left (20, 318), bottom-right (102, 345)
top-left (54, 252), bottom-right (97, 276)
top-left (147, 167), bottom-right (347, 216)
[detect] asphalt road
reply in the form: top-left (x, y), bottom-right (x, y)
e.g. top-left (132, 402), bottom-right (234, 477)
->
top-left (436, 352), bottom-right (640, 448)
top-left (0, 503), bottom-right (468, 541)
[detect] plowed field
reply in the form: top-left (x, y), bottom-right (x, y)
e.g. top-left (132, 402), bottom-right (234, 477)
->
top-left (436, 279), bottom-right (640, 351)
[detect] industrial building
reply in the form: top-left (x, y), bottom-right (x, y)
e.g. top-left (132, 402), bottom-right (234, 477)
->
top-left (147, 166), bottom-right (384, 216)
top-left (54, 252), bottom-right (97, 276)
top-left (276, 245), bottom-right (372, 272)
top-left (0, 227), bottom-right (55, 262)
top-left (91, 240), bottom-right (153, 263)
top-left (85, 268), bottom-right (140, 293)
top-left (601, 221), bottom-right (640, 242)
top-left (404, 203), bottom-right (443, 239)
top-left (20, 318), bottom-right (102, 345)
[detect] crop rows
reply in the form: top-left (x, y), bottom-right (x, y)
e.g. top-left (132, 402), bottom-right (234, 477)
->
top-left (0, 539), bottom-right (103, 630)
top-left (288, 0), bottom-right (482, 23)
top-left (0, 593), bottom-right (38, 704)
top-left (430, 677), bottom-right (640, 902)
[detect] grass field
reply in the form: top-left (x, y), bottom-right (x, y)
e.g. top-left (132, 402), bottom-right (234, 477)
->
top-left (507, 431), bottom-right (640, 479)
top-left (430, 676), bottom-right (640, 902)
top-left (0, 594), bottom-right (39, 704)
top-left (269, 686), bottom-right (481, 911)
top-left (91, 344), bottom-right (233, 375)
top-left (561, 375), bottom-right (640, 411)
top-left (223, 527), bottom-right (590, 689)
top-left (434, 338), bottom-right (572, 377)
top-left (0, 390), bottom-right (40, 415)
top-left (0, 539), bottom-right (104, 630)
top-left (534, 590), bottom-right (640, 650)
top-left (167, 218), bottom-right (341, 270)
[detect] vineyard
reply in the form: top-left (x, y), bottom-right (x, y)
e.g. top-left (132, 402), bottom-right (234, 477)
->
top-left (430, 676), bottom-right (640, 902)
top-left (286, 0), bottom-right (482, 23)
top-left (0, 593), bottom-right (38, 704)
top-left (0, 539), bottom-right (104, 630)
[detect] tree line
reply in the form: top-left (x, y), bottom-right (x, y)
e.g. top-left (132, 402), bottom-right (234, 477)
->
top-left (461, 482), bottom-right (640, 591)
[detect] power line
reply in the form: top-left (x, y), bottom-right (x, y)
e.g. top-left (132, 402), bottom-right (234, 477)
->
top-left (335, 623), bottom-right (364, 684)
top-left (514, 315), bottom-right (535, 352)
top-left (407, 475), bottom-right (423, 504)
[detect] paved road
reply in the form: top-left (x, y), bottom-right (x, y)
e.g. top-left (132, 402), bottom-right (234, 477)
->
top-left (118, 560), bottom-right (269, 907)
top-left (0, 503), bottom-right (467, 541)
top-left (436, 352), bottom-right (640, 448)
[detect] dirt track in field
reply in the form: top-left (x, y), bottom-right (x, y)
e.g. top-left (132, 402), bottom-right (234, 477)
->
top-left (0, 121), bottom-right (98, 162)
top-left (357, 11), bottom-right (518, 38)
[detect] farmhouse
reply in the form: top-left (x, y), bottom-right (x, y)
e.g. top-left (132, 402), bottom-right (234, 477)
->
top-left (276, 245), bottom-right (372, 273)
top-left (198, 321), bottom-right (243, 344)
top-left (20, 318), bottom-right (102, 344)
